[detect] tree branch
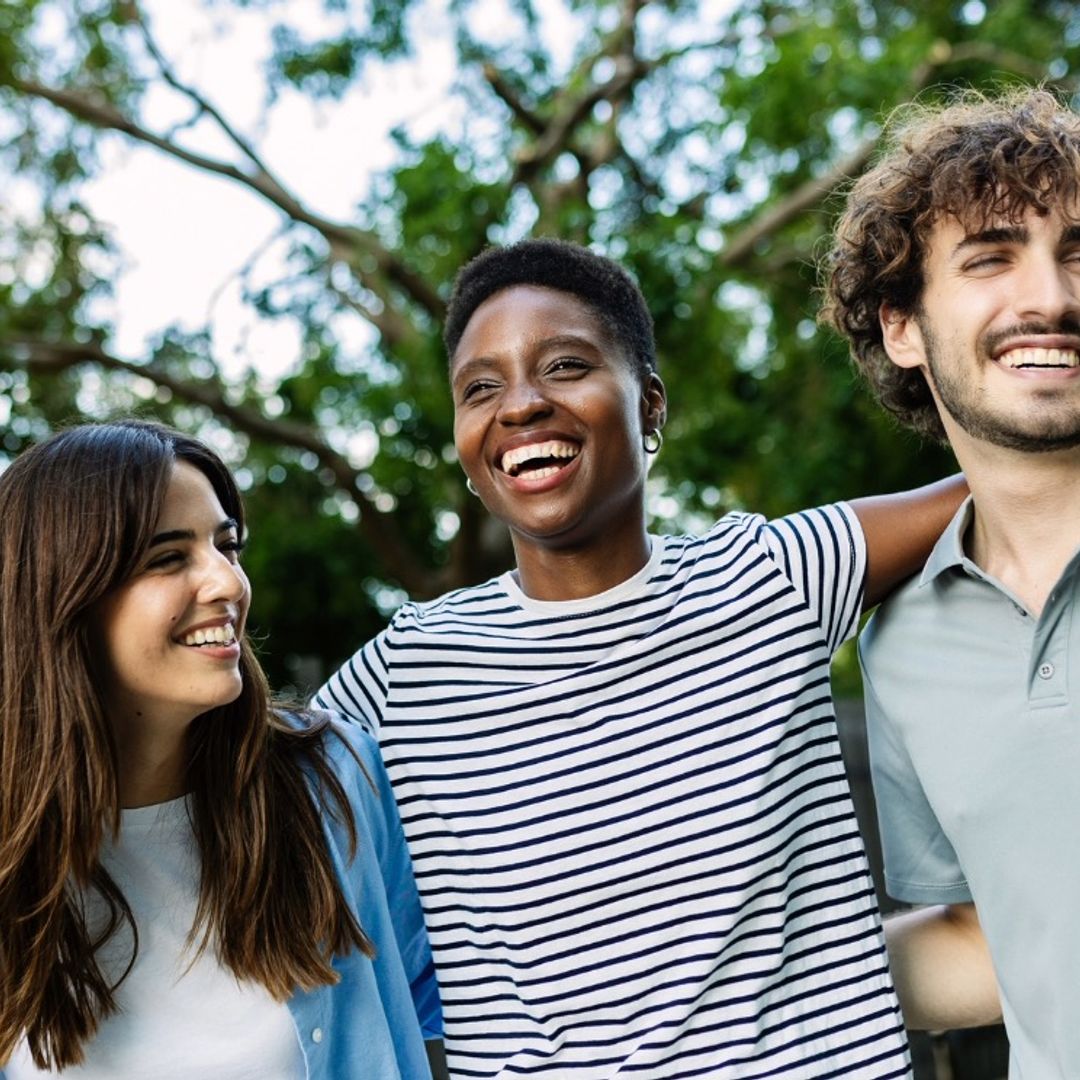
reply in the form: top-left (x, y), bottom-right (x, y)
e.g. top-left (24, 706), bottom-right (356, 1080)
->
top-left (717, 36), bottom-right (1072, 268)
top-left (483, 64), bottom-right (545, 135)
top-left (323, 272), bottom-right (421, 351)
top-left (133, 8), bottom-right (284, 189)
top-left (2, 336), bottom-right (438, 594)
top-left (6, 77), bottom-right (446, 320)
top-left (720, 137), bottom-right (877, 267)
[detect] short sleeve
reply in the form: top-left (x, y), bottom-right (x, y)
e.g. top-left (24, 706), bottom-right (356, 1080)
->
top-left (760, 502), bottom-right (866, 655)
top-left (860, 632), bottom-right (972, 905)
top-left (313, 629), bottom-right (392, 738)
top-left (335, 723), bottom-right (443, 1040)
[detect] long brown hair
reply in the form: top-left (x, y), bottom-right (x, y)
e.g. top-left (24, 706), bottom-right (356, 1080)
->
top-left (822, 85), bottom-right (1080, 441)
top-left (0, 420), bottom-right (372, 1070)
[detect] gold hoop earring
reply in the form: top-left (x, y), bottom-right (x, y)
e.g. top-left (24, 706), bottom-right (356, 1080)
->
top-left (643, 430), bottom-right (663, 455)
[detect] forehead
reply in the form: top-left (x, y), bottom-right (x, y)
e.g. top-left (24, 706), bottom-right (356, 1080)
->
top-left (158, 461), bottom-right (226, 520)
top-left (452, 285), bottom-right (616, 367)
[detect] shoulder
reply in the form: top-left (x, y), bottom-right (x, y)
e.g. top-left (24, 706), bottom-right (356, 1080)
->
top-left (275, 707), bottom-right (384, 798)
top-left (319, 713), bottom-right (384, 792)
top-left (860, 572), bottom-right (937, 666)
top-left (688, 503), bottom-right (859, 562)
top-left (661, 510), bottom-right (766, 560)
top-left (383, 575), bottom-right (513, 633)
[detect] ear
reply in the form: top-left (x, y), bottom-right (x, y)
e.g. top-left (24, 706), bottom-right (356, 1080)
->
top-left (641, 373), bottom-right (667, 434)
top-left (879, 303), bottom-right (927, 370)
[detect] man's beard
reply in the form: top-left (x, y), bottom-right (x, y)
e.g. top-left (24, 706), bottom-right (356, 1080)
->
top-left (922, 317), bottom-right (1080, 453)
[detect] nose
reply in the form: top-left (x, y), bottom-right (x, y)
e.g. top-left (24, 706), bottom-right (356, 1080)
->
top-left (496, 376), bottom-right (553, 426)
top-left (198, 546), bottom-right (249, 606)
top-left (1013, 252), bottom-right (1080, 325)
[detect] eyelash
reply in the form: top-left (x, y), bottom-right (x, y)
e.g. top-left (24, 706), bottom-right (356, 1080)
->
top-left (147, 538), bottom-right (245, 569)
top-left (461, 380), bottom-right (497, 402)
top-left (964, 253), bottom-right (1008, 271)
top-left (965, 250), bottom-right (1080, 271)
top-left (462, 358), bottom-right (589, 398)
top-left (549, 357), bottom-right (588, 373)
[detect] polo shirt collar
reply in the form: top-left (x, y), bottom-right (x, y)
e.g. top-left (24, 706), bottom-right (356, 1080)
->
top-left (919, 496), bottom-right (975, 587)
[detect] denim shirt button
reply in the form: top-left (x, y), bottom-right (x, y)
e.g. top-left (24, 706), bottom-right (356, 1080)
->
top-left (312, 1027), bottom-right (324, 1044)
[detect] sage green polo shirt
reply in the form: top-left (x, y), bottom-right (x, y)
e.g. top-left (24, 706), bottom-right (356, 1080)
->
top-left (861, 497), bottom-right (1080, 1080)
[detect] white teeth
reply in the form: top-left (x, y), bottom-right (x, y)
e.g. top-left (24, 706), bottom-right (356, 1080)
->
top-left (181, 624), bottom-right (236, 647)
top-left (999, 347), bottom-right (1080, 369)
top-left (500, 440), bottom-right (580, 476)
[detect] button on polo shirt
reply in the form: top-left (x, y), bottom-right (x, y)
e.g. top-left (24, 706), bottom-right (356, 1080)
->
top-left (860, 498), bottom-right (1080, 1079)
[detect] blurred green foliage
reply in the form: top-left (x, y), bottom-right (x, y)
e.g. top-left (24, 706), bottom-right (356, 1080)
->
top-left (2, 0), bottom-right (1078, 689)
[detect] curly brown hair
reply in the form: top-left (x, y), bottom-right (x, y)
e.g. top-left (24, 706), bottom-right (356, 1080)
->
top-left (821, 86), bottom-right (1080, 442)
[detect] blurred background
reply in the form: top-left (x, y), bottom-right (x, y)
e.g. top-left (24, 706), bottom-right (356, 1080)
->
top-left (4, 3), bottom-right (1077, 1073)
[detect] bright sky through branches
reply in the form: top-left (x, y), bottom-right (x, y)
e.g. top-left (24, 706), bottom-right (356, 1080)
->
top-left (80, 0), bottom-right (468, 381)
top-left (67, 0), bottom-right (742, 385)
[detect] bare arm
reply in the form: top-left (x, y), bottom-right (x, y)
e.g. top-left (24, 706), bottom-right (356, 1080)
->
top-left (850, 475), bottom-right (968, 609)
top-left (885, 902), bottom-right (1002, 1030)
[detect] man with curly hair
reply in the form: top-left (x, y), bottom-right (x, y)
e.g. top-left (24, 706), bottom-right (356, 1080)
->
top-left (823, 86), bottom-right (1080, 1076)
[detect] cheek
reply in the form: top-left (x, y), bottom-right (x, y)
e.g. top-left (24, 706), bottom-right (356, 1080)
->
top-left (452, 413), bottom-right (483, 467)
top-left (236, 568), bottom-right (252, 620)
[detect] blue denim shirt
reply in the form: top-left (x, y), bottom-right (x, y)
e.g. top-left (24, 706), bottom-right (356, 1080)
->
top-left (2, 719), bottom-right (441, 1080)
top-left (289, 719), bottom-right (441, 1079)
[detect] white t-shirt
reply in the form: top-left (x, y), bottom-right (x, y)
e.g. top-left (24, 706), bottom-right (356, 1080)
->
top-left (316, 506), bottom-right (911, 1079)
top-left (7, 798), bottom-right (304, 1080)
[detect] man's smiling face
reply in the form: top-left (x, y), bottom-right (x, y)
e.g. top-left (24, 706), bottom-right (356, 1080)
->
top-left (882, 203), bottom-right (1080, 454)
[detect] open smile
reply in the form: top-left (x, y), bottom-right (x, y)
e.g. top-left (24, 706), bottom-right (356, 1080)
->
top-left (176, 621), bottom-right (239, 651)
top-left (499, 439), bottom-right (581, 479)
top-left (997, 347), bottom-right (1080, 370)
top-left (993, 337), bottom-right (1080, 371)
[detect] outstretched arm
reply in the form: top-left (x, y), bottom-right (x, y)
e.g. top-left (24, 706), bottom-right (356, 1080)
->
top-left (850, 475), bottom-right (968, 609)
top-left (885, 902), bottom-right (1002, 1030)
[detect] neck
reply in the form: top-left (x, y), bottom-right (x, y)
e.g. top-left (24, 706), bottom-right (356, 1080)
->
top-left (957, 442), bottom-right (1080, 615)
top-left (112, 718), bottom-right (190, 808)
top-left (511, 527), bottom-right (653, 601)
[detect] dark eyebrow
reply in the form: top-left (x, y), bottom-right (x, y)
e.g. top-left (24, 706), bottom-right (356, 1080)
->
top-left (952, 225), bottom-right (1028, 258)
top-left (536, 333), bottom-right (600, 353)
top-left (450, 356), bottom-right (498, 386)
top-left (148, 518), bottom-right (238, 547)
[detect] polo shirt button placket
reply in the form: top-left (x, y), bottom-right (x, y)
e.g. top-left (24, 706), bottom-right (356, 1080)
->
top-left (1038, 662), bottom-right (1055, 680)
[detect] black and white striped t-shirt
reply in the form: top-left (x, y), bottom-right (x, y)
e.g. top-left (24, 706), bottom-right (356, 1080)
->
top-left (315, 505), bottom-right (910, 1079)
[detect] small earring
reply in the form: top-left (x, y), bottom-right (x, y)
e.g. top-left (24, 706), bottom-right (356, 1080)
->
top-left (643, 430), bottom-right (663, 455)
top-left (466, 476), bottom-right (479, 496)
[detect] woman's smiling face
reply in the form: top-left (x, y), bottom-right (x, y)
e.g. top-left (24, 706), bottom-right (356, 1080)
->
top-left (451, 284), bottom-right (665, 557)
top-left (94, 461), bottom-right (251, 735)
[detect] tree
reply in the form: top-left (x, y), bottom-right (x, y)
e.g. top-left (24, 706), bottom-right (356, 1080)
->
top-left (2, 0), bottom-right (1079, 685)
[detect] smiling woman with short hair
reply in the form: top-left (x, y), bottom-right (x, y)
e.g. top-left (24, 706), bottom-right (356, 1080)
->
top-left (316, 237), bottom-right (968, 1078)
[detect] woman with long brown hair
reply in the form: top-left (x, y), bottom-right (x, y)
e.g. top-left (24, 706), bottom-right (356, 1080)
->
top-left (0, 420), bottom-right (443, 1079)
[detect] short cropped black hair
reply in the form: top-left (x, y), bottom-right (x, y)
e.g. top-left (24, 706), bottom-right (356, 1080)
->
top-left (443, 237), bottom-right (657, 379)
